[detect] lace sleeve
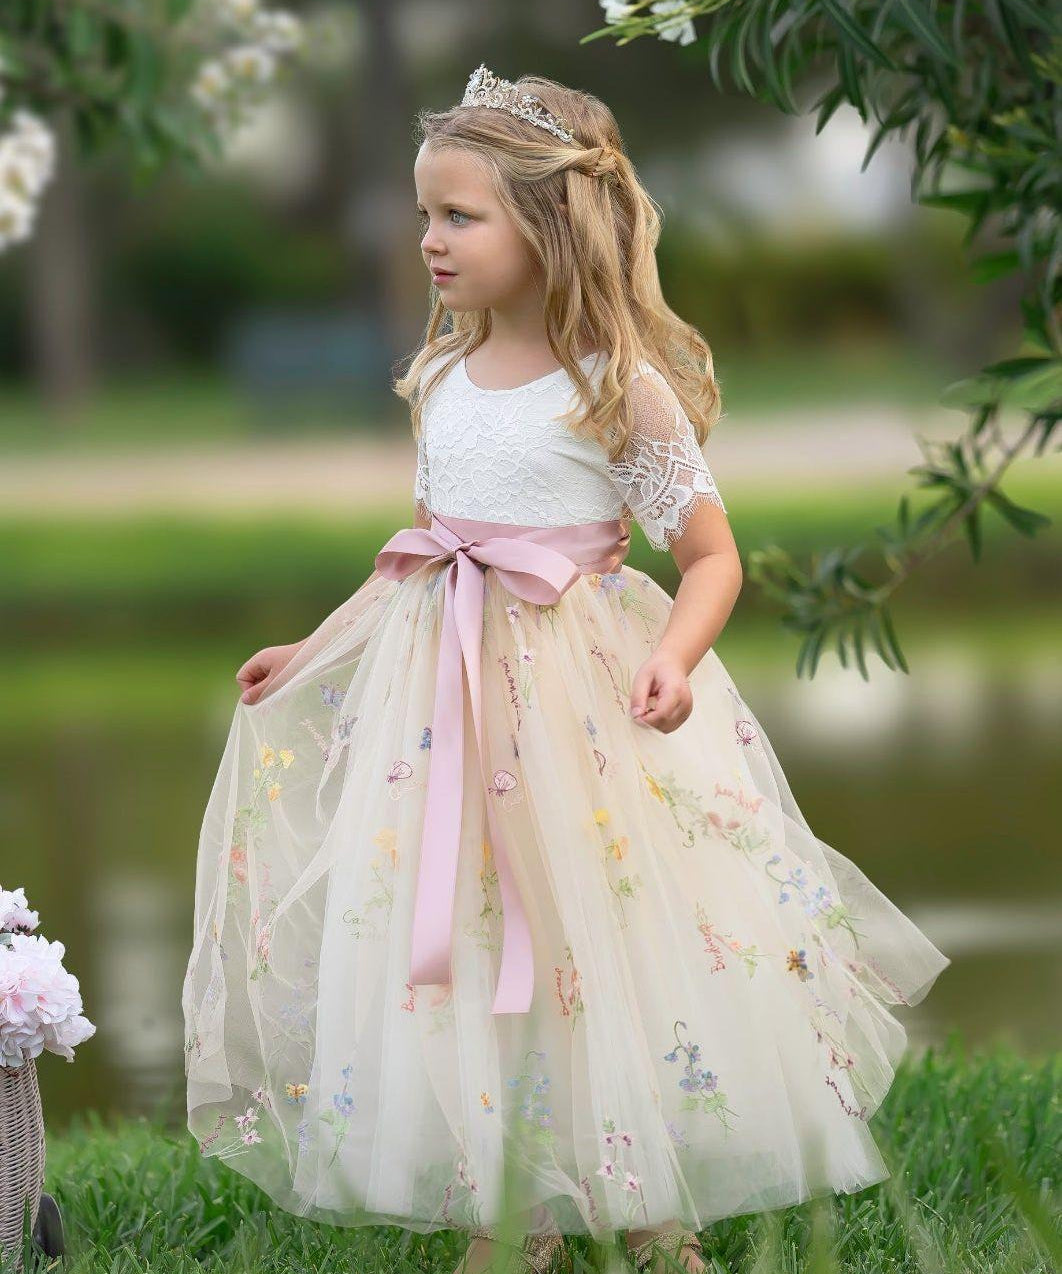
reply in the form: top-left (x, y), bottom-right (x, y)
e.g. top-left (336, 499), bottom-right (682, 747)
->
top-left (605, 368), bottom-right (727, 551)
top-left (413, 426), bottom-right (431, 523)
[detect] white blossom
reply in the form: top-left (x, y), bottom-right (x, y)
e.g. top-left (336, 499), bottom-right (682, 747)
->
top-left (649, 1), bottom-right (698, 45)
top-left (218, 0), bottom-right (261, 27)
top-left (599, 1), bottom-right (640, 20)
top-left (224, 43), bottom-right (278, 86)
top-left (251, 10), bottom-right (303, 55)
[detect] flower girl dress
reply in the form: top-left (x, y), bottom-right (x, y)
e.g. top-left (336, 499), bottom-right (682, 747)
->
top-left (182, 350), bottom-right (950, 1238)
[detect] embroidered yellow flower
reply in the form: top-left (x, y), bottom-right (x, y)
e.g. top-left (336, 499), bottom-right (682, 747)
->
top-left (644, 773), bottom-right (664, 802)
top-left (605, 835), bottom-right (629, 861)
top-left (267, 782), bottom-right (282, 801)
top-left (260, 745), bottom-right (276, 766)
top-left (593, 808), bottom-right (610, 825)
top-left (279, 749), bottom-right (295, 768)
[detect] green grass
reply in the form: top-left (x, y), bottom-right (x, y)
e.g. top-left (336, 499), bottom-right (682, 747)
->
top-left (6, 1037), bottom-right (1058, 1273)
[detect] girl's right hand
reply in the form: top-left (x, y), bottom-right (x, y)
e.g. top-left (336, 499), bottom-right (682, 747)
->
top-left (236, 640), bottom-right (306, 706)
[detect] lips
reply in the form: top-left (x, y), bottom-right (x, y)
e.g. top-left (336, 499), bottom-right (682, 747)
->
top-left (431, 268), bottom-right (456, 279)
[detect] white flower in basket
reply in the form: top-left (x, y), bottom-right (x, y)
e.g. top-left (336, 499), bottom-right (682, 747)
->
top-left (1, 886), bottom-right (91, 1269)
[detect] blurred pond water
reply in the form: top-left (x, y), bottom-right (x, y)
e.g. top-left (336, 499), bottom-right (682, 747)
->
top-left (12, 627), bottom-right (1060, 1131)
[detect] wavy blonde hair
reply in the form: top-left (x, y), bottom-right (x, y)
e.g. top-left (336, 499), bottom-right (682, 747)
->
top-left (394, 71), bottom-right (723, 463)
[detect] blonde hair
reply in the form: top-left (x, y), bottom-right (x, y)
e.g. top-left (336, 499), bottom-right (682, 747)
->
top-left (395, 71), bottom-right (723, 463)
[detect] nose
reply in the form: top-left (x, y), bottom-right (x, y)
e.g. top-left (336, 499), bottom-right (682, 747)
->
top-left (421, 226), bottom-right (445, 257)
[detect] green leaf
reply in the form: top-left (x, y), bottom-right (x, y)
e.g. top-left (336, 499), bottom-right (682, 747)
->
top-left (879, 607), bottom-right (909, 674)
top-left (982, 489), bottom-right (1054, 537)
top-left (962, 502), bottom-right (983, 561)
top-left (853, 623), bottom-right (869, 680)
top-left (819, 0), bottom-right (897, 69)
top-left (892, 0), bottom-right (961, 66)
top-left (970, 249), bottom-right (1022, 284)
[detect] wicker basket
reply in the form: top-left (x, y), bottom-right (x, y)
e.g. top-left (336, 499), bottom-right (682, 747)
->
top-left (0, 1058), bottom-right (45, 1273)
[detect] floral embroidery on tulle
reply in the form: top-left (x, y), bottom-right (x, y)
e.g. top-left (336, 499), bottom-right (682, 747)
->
top-left (595, 1118), bottom-right (651, 1227)
top-left (695, 901), bottom-right (767, 977)
top-left (592, 807), bottom-right (643, 925)
top-left (554, 943), bottom-right (585, 1023)
top-left (438, 1153), bottom-right (483, 1227)
top-left (320, 1062), bottom-right (355, 1168)
top-left (587, 569), bottom-right (657, 639)
top-left (664, 1020), bottom-right (738, 1134)
top-left (497, 652), bottom-right (524, 732)
top-left (462, 838), bottom-right (501, 955)
top-left (765, 856), bottom-right (865, 946)
top-left (589, 643), bottom-right (632, 712)
top-left (199, 1083), bottom-right (273, 1157)
top-left (342, 827), bottom-right (398, 940)
top-left (640, 760), bottom-right (702, 848)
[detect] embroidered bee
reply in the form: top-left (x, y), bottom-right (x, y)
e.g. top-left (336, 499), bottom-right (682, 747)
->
top-left (786, 948), bottom-right (813, 981)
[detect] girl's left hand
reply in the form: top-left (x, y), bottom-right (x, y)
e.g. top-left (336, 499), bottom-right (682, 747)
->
top-left (629, 651), bottom-right (693, 733)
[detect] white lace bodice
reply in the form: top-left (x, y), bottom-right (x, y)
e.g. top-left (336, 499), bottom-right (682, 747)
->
top-left (413, 350), bottom-right (727, 550)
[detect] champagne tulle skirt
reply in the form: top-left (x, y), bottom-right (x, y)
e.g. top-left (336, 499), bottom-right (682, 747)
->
top-left (182, 550), bottom-right (950, 1238)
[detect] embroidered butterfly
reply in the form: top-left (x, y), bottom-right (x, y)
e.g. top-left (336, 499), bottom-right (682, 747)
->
top-left (487, 769), bottom-right (522, 810)
top-left (320, 683), bottom-right (345, 710)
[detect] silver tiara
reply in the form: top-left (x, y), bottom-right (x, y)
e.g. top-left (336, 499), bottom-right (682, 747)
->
top-left (460, 63), bottom-right (575, 144)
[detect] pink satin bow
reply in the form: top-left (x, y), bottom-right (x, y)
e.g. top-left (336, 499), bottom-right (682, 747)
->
top-left (374, 510), bottom-right (629, 1013)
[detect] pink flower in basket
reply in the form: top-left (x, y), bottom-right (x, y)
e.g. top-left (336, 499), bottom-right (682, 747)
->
top-left (0, 886), bottom-right (95, 1069)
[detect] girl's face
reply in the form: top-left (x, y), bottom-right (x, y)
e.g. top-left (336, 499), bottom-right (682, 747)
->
top-left (414, 143), bottom-right (541, 313)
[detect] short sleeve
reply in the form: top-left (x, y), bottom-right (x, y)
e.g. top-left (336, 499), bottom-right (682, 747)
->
top-left (413, 426), bottom-right (431, 522)
top-left (605, 367), bottom-right (727, 550)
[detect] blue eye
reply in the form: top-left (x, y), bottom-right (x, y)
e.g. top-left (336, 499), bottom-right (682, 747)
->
top-left (416, 208), bottom-right (470, 228)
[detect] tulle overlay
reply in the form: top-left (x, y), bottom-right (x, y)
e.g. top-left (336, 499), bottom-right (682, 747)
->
top-left (183, 524), bottom-right (950, 1237)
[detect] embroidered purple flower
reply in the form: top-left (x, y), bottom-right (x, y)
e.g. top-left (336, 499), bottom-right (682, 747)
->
top-left (241, 1129), bottom-right (262, 1146)
top-left (234, 1106), bottom-right (259, 1131)
top-left (664, 1020), bottom-right (737, 1131)
top-left (333, 1091), bottom-right (354, 1117)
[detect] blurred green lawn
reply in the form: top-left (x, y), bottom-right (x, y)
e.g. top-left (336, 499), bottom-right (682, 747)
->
top-left (3, 466), bottom-right (1058, 730)
top-left (0, 345), bottom-right (953, 452)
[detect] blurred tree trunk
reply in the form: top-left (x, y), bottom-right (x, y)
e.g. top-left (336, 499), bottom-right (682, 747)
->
top-left (352, 0), bottom-right (426, 362)
top-left (26, 109), bottom-right (98, 421)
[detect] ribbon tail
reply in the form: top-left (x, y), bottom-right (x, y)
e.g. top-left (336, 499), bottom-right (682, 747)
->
top-left (408, 562), bottom-right (464, 987)
top-left (455, 559), bottom-right (535, 1015)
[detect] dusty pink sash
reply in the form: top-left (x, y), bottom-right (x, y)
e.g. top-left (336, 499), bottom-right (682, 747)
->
top-left (374, 510), bottom-right (631, 1013)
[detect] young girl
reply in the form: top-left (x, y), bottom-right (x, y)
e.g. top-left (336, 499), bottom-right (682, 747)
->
top-left (182, 65), bottom-right (950, 1274)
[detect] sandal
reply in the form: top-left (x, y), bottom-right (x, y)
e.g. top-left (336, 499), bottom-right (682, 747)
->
top-left (462, 1221), bottom-right (572, 1273)
top-left (628, 1228), bottom-right (705, 1272)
